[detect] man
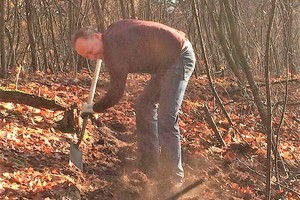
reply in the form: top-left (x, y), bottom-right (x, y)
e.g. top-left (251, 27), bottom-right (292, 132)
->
top-left (72, 19), bottom-right (196, 187)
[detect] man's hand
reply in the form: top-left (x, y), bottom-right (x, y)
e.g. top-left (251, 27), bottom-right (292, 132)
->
top-left (81, 103), bottom-right (95, 118)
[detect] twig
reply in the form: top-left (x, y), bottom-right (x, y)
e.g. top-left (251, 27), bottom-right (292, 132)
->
top-left (274, 101), bottom-right (300, 107)
top-left (203, 104), bottom-right (226, 147)
top-left (236, 158), bottom-right (300, 198)
top-left (274, 38), bottom-right (290, 190)
top-left (165, 179), bottom-right (204, 200)
top-left (290, 152), bottom-right (300, 165)
top-left (291, 116), bottom-right (300, 123)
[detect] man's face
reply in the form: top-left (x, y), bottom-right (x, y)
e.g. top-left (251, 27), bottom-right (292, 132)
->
top-left (74, 34), bottom-right (103, 61)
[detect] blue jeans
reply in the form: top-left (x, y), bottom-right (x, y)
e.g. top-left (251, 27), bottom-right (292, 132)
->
top-left (135, 40), bottom-right (196, 179)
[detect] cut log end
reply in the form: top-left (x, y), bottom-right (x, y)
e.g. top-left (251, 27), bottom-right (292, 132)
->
top-left (56, 104), bottom-right (80, 133)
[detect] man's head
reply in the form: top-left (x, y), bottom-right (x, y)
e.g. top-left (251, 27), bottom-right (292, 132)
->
top-left (71, 27), bottom-right (104, 61)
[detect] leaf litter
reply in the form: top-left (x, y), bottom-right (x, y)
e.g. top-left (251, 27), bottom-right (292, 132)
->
top-left (0, 71), bottom-right (299, 199)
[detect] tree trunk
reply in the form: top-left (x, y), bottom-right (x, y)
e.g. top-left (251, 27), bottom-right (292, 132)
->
top-left (207, 1), bottom-right (242, 82)
top-left (34, 2), bottom-right (48, 72)
top-left (92, 0), bottom-right (105, 32)
top-left (282, 0), bottom-right (297, 77)
top-left (0, 0), bottom-right (6, 78)
top-left (130, 0), bottom-right (136, 19)
top-left (25, 0), bottom-right (38, 72)
top-left (48, 10), bottom-right (60, 72)
top-left (145, 0), bottom-right (152, 20)
top-left (220, 0), bottom-right (268, 126)
top-left (8, 0), bottom-right (20, 70)
top-left (265, 1), bottom-right (277, 199)
top-left (119, 0), bottom-right (127, 19)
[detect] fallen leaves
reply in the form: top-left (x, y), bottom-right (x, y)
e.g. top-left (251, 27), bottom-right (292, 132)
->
top-left (0, 73), bottom-right (299, 199)
top-left (231, 183), bottom-right (253, 199)
top-left (1, 167), bottom-right (71, 196)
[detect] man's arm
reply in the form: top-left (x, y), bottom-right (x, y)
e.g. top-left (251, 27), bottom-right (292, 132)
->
top-left (93, 65), bottom-right (128, 112)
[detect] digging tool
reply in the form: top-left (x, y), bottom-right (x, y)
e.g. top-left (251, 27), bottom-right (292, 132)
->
top-left (69, 59), bottom-right (102, 171)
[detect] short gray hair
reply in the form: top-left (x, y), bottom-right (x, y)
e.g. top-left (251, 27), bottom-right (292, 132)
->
top-left (71, 26), bottom-right (99, 47)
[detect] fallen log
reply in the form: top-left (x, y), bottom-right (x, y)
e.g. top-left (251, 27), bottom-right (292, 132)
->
top-left (0, 88), bottom-right (65, 111)
top-left (225, 78), bottom-right (300, 95)
top-left (256, 77), bottom-right (300, 87)
top-left (0, 87), bottom-right (79, 133)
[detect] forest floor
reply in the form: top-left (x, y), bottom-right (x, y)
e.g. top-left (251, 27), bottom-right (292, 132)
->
top-left (0, 70), bottom-right (299, 200)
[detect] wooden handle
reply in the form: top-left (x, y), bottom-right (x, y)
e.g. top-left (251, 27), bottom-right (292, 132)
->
top-left (87, 59), bottom-right (102, 104)
top-left (76, 59), bottom-right (102, 147)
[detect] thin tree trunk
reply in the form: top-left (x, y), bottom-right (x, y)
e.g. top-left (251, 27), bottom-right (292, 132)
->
top-left (5, 0), bottom-right (20, 70)
top-left (34, 2), bottom-right (48, 71)
top-left (200, 1), bottom-right (218, 73)
top-left (130, 0), bottom-right (136, 19)
top-left (119, 0), bottom-right (127, 19)
top-left (282, 0), bottom-right (296, 77)
top-left (264, 1), bottom-right (277, 199)
top-left (5, 26), bottom-right (13, 69)
top-left (220, 0), bottom-right (268, 126)
top-left (207, 1), bottom-right (242, 81)
top-left (25, 0), bottom-right (38, 72)
top-left (193, 0), bottom-right (243, 148)
top-left (0, 0), bottom-right (6, 78)
top-left (69, 0), bottom-right (82, 71)
top-left (48, 10), bottom-right (60, 72)
top-left (92, 0), bottom-right (105, 32)
top-left (145, 0), bottom-right (152, 20)
top-left (11, 0), bottom-right (21, 68)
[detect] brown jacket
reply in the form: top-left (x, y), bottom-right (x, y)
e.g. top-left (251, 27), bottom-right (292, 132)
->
top-left (94, 19), bottom-right (186, 112)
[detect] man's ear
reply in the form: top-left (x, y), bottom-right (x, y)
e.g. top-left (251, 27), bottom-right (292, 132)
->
top-left (92, 33), bottom-right (102, 40)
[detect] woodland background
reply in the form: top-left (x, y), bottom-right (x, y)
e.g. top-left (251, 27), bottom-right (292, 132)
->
top-left (0, 0), bottom-right (300, 199)
top-left (0, 0), bottom-right (299, 77)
